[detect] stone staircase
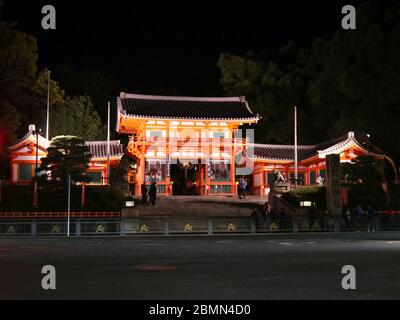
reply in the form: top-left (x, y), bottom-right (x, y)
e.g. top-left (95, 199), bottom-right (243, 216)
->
top-left (132, 196), bottom-right (265, 218)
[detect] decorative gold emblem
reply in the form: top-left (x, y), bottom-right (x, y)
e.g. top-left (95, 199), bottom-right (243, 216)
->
top-left (312, 222), bottom-right (321, 230)
top-left (51, 224), bottom-right (61, 234)
top-left (140, 224), bottom-right (149, 233)
top-left (96, 224), bottom-right (105, 233)
top-left (184, 224), bottom-right (193, 232)
top-left (227, 223), bottom-right (236, 232)
top-left (7, 225), bottom-right (16, 234)
top-left (127, 139), bottom-right (141, 157)
top-left (271, 222), bottom-right (279, 231)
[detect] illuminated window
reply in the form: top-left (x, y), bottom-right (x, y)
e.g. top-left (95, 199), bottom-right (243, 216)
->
top-left (87, 172), bottom-right (102, 184)
top-left (150, 131), bottom-right (162, 139)
top-left (266, 172), bottom-right (276, 186)
top-left (213, 132), bottom-right (225, 139)
top-left (18, 164), bottom-right (34, 180)
top-left (310, 171), bottom-right (317, 184)
top-left (209, 161), bottom-right (231, 182)
top-left (290, 173), bottom-right (305, 185)
top-left (145, 160), bottom-right (167, 181)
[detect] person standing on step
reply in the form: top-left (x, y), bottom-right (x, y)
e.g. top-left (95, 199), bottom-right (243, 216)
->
top-left (149, 181), bottom-right (157, 206)
top-left (141, 182), bottom-right (148, 205)
top-left (238, 177), bottom-right (247, 199)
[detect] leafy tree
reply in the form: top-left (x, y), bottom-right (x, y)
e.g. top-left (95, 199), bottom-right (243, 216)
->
top-left (38, 136), bottom-right (92, 188)
top-left (341, 157), bottom-right (388, 209)
top-left (51, 95), bottom-right (105, 141)
top-left (0, 100), bottom-right (20, 178)
top-left (0, 10), bottom-right (37, 86)
top-left (218, 0), bottom-right (400, 170)
top-left (218, 46), bottom-right (309, 144)
top-left (306, 1), bottom-right (400, 160)
top-left (0, 2), bottom-right (38, 138)
top-left (54, 65), bottom-right (118, 121)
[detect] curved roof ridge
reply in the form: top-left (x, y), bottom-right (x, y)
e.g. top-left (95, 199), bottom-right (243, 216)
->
top-left (85, 140), bottom-right (121, 145)
top-left (251, 143), bottom-right (316, 149)
top-left (120, 92), bottom-right (243, 103)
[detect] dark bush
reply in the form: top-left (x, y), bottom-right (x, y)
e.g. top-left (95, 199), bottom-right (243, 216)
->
top-left (388, 185), bottom-right (400, 210)
top-left (347, 184), bottom-right (388, 210)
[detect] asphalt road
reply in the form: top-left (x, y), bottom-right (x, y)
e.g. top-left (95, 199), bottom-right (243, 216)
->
top-left (1, 233), bottom-right (400, 300)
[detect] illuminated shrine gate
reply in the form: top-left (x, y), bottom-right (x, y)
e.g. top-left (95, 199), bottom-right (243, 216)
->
top-left (116, 93), bottom-right (260, 196)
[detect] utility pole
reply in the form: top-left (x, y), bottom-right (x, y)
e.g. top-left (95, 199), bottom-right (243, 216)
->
top-left (294, 106), bottom-right (298, 188)
top-left (67, 173), bottom-right (71, 237)
top-left (34, 127), bottom-right (42, 208)
top-left (46, 70), bottom-right (51, 140)
top-left (107, 101), bottom-right (111, 186)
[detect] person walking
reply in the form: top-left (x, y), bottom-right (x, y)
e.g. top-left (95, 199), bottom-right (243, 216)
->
top-left (263, 201), bottom-right (272, 231)
top-left (367, 205), bottom-right (376, 232)
top-left (238, 177), bottom-right (247, 199)
top-left (279, 207), bottom-right (286, 231)
top-left (141, 182), bottom-right (148, 204)
top-left (355, 204), bottom-right (364, 231)
top-left (186, 179), bottom-right (194, 195)
top-left (149, 181), bottom-right (157, 206)
top-left (343, 207), bottom-right (352, 230)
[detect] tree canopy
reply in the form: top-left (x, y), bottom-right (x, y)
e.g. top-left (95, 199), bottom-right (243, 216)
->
top-left (218, 1), bottom-right (400, 167)
top-left (38, 135), bottom-right (92, 187)
top-left (51, 95), bottom-right (105, 141)
top-left (0, 1), bottom-right (106, 177)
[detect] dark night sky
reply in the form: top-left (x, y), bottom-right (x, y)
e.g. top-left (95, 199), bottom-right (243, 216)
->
top-left (3, 1), bottom-right (361, 96)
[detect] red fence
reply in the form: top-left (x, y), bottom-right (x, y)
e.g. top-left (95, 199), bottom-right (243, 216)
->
top-left (0, 211), bottom-right (121, 219)
top-left (377, 210), bottom-right (400, 216)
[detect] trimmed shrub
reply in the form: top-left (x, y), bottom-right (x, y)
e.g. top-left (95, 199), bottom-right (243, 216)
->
top-left (281, 186), bottom-right (327, 209)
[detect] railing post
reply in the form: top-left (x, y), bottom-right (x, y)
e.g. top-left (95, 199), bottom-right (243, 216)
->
top-left (375, 216), bottom-right (381, 232)
top-left (31, 220), bottom-right (37, 237)
top-left (164, 222), bottom-right (169, 235)
top-left (250, 218), bottom-right (256, 234)
top-left (75, 220), bottom-right (81, 237)
top-left (120, 219), bottom-right (126, 236)
top-left (334, 217), bottom-right (341, 232)
top-left (292, 218), bottom-right (298, 233)
top-left (208, 219), bottom-right (213, 235)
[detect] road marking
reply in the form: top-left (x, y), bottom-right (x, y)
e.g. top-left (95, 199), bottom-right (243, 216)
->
top-left (386, 241), bottom-right (400, 244)
top-left (136, 264), bottom-right (177, 271)
top-left (278, 242), bottom-right (295, 246)
top-left (217, 240), bottom-right (235, 244)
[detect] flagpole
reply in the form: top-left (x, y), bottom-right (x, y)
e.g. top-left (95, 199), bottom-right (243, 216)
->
top-left (46, 70), bottom-right (51, 140)
top-left (294, 106), bottom-right (298, 188)
top-left (67, 173), bottom-right (71, 237)
top-left (107, 101), bottom-right (111, 186)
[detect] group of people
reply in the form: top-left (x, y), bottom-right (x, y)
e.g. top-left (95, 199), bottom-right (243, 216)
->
top-left (344, 204), bottom-right (378, 231)
top-left (250, 201), bottom-right (288, 231)
top-left (141, 181), bottom-right (158, 206)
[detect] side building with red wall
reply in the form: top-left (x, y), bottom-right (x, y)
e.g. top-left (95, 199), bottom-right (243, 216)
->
top-left (8, 125), bottom-right (124, 186)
